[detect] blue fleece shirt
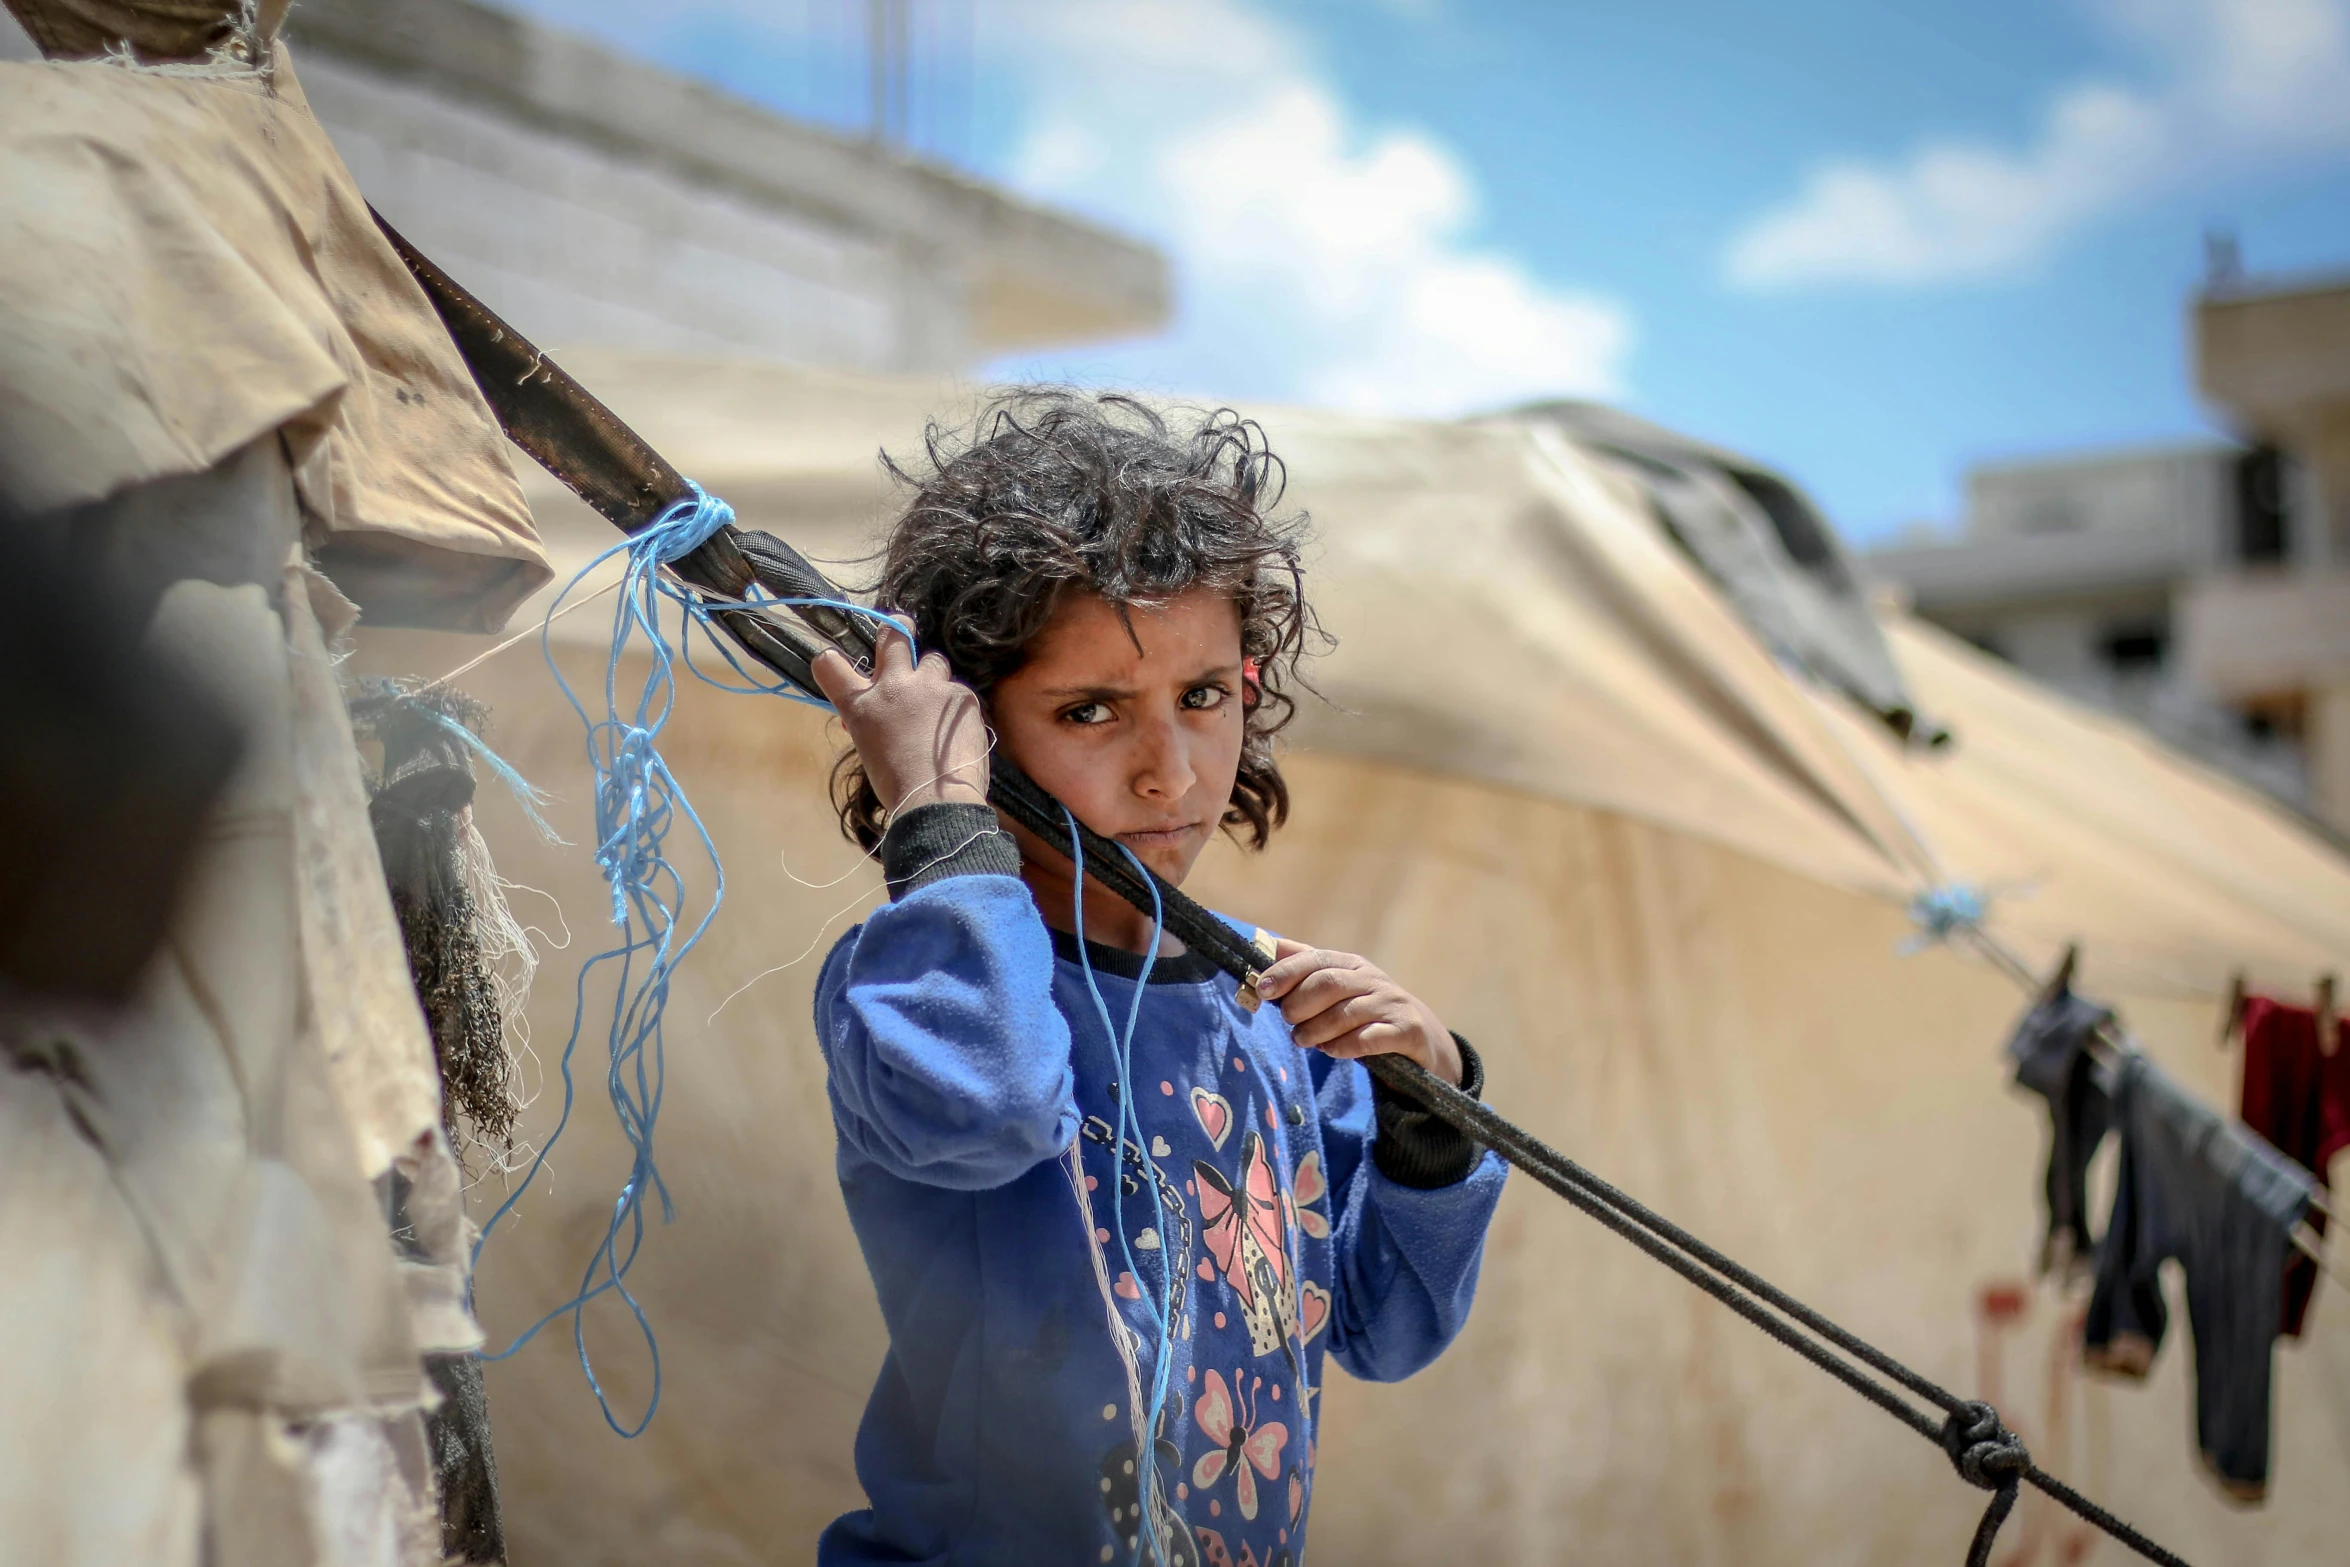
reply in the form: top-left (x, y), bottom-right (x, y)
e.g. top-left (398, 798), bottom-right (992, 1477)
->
top-left (813, 846), bottom-right (1506, 1567)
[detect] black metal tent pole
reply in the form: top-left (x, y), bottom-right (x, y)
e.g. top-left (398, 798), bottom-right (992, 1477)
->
top-left (376, 211), bottom-right (2191, 1567)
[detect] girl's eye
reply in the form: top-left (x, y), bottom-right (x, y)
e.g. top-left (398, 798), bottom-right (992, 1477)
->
top-left (1181, 684), bottom-right (1229, 712)
top-left (1062, 702), bottom-right (1109, 726)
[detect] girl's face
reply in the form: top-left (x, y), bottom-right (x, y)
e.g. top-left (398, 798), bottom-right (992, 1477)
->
top-left (989, 587), bottom-right (1247, 887)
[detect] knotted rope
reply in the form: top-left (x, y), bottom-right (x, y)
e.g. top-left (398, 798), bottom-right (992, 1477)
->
top-left (1901, 881), bottom-right (1992, 953)
top-left (1341, 1046), bottom-right (2193, 1567)
top-left (975, 767), bottom-right (2198, 1567)
top-left (436, 475), bottom-right (2199, 1557)
top-left (383, 229), bottom-right (2204, 1552)
top-left (1942, 1401), bottom-right (2030, 1567)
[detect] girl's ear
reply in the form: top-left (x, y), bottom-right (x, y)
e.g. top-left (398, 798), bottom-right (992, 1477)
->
top-left (1241, 656), bottom-right (1262, 710)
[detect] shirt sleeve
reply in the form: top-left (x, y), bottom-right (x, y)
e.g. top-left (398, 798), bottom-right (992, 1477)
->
top-left (814, 805), bottom-right (1077, 1190)
top-left (1369, 1034), bottom-right (1489, 1187)
top-left (1309, 1047), bottom-right (1507, 1384)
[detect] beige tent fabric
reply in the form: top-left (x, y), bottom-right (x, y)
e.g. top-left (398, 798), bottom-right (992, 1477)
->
top-left (0, 39), bottom-right (550, 631)
top-left (503, 356), bottom-right (1918, 898)
top-left (1819, 620), bottom-right (2350, 993)
top-left (1, 436), bottom-right (473, 1567)
top-left (336, 353), bottom-right (2350, 1566)
top-left (2, 24), bottom-right (524, 1555)
top-left (0, 1061), bottom-right (201, 1567)
top-left (338, 636), bottom-right (2350, 1567)
top-left (504, 351), bottom-right (2350, 967)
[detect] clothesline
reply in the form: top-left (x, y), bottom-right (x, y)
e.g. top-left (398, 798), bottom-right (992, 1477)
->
top-left (1976, 936), bottom-right (2342, 1286)
top-left (387, 230), bottom-right (2209, 1564)
top-left (1784, 679), bottom-right (2341, 1286)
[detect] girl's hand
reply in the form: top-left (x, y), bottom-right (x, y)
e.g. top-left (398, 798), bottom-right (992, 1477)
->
top-left (811, 626), bottom-right (991, 816)
top-left (1255, 939), bottom-right (1463, 1086)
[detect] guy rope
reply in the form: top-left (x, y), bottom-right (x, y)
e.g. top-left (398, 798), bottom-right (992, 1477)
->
top-left (378, 214), bottom-right (2195, 1567)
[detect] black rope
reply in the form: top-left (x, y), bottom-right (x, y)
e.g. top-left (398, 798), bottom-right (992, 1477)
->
top-left (1353, 1053), bottom-right (2193, 1567)
top-left (1942, 1401), bottom-right (2026, 1567)
top-left (385, 228), bottom-right (2196, 1562)
top-left (706, 554), bottom-right (2199, 1567)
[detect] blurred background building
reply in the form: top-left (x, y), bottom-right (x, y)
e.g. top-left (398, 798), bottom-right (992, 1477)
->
top-left (1863, 262), bottom-right (2350, 837)
top-left (12, 0), bottom-right (2345, 840)
top-left (0, 0), bottom-right (1165, 375)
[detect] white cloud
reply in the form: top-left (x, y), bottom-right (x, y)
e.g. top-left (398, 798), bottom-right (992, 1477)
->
top-left (1151, 84), bottom-right (1627, 412)
top-left (501, 0), bottom-right (1629, 412)
top-left (1724, 0), bottom-right (2350, 290)
top-left (994, 0), bottom-right (1631, 413)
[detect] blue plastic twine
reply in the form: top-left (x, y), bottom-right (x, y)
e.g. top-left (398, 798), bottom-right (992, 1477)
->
top-left (1901, 882), bottom-right (1992, 954)
top-left (470, 483), bottom-right (786, 1438)
top-left (423, 708), bottom-right (564, 842)
top-left (1065, 811), bottom-right (1177, 1567)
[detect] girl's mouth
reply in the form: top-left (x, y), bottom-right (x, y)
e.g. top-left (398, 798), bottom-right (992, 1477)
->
top-left (1117, 823), bottom-right (1199, 849)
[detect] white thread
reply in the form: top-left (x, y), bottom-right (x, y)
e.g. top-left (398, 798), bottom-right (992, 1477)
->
top-left (89, 0), bottom-right (270, 79)
top-left (704, 827), bottom-right (999, 1022)
top-left (421, 577), bottom-right (622, 694)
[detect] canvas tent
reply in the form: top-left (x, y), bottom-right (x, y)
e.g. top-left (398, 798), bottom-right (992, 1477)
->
top-left (351, 351), bottom-right (2350, 1566)
top-left (1, 16), bottom-right (551, 1567)
top-left (1511, 397), bottom-right (1930, 743)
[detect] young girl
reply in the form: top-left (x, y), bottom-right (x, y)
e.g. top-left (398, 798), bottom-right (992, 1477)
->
top-left (807, 394), bottom-right (1505, 1566)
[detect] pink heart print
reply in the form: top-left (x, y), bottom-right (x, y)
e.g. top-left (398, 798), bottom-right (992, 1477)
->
top-left (1191, 1087), bottom-right (1234, 1151)
top-left (1297, 1281), bottom-right (1330, 1344)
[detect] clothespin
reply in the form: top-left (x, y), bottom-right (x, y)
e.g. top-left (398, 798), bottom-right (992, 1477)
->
top-left (2037, 943), bottom-right (2080, 1009)
top-left (2319, 974), bottom-right (2338, 1059)
top-left (1235, 926), bottom-right (1280, 1013)
top-left (2219, 970), bottom-right (2247, 1049)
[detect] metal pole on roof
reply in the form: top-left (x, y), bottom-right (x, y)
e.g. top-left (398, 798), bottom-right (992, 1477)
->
top-left (866, 0), bottom-right (889, 145)
top-left (866, 0), bottom-right (917, 150)
top-left (892, 0), bottom-right (909, 147)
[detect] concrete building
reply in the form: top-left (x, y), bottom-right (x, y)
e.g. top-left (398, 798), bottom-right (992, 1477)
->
top-left (1, 0), bottom-right (1169, 375)
top-left (2188, 272), bottom-right (2350, 834)
top-left (1865, 269), bottom-right (2350, 832)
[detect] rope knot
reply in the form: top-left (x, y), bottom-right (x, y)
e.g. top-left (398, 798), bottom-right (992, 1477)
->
top-left (1901, 883), bottom-right (1991, 952)
top-left (641, 482), bottom-right (736, 564)
top-left (1940, 1402), bottom-right (2033, 1567)
top-left (1942, 1400), bottom-right (2029, 1489)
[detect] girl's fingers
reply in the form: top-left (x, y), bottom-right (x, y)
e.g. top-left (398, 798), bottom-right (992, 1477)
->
top-left (1289, 992), bottom-right (1389, 1049)
top-left (1256, 944), bottom-right (1360, 1001)
top-left (871, 620), bottom-right (917, 676)
top-left (809, 646), bottom-right (870, 707)
top-left (1299, 1019), bottom-right (1413, 1062)
top-left (1275, 965), bottom-right (1377, 1026)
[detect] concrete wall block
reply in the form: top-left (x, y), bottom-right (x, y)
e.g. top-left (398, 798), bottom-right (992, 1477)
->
top-left (2178, 570), bottom-right (2350, 700)
top-left (301, 53), bottom-right (912, 368)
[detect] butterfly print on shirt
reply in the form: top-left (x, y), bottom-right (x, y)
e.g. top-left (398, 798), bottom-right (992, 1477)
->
top-left (1195, 1535), bottom-right (1292, 1567)
top-left (1191, 1367), bottom-right (1289, 1522)
top-left (1193, 1131), bottom-right (1300, 1373)
top-left (1290, 1151), bottom-right (1330, 1240)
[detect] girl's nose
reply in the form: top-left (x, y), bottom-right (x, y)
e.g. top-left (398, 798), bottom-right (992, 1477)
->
top-left (1131, 710), bottom-right (1197, 801)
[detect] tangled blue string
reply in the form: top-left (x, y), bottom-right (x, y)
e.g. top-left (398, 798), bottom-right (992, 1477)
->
top-left (469, 484), bottom-right (804, 1437)
top-left (1901, 882), bottom-right (1991, 954)
top-left (423, 709), bottom-right (563, 842)
top-left (1065, 811), bottom-right (1177, 1567)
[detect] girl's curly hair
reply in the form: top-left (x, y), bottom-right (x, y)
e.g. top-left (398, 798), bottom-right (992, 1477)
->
top-left (833, 389), bottom-right (1319, 852)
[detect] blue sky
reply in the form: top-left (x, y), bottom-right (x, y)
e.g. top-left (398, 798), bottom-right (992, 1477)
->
top-left (512, 0), bottom-right (2350, 543)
